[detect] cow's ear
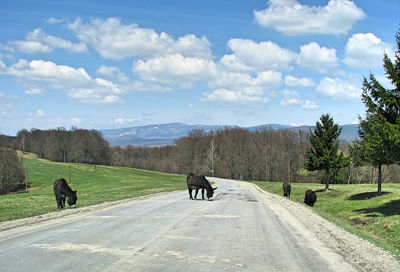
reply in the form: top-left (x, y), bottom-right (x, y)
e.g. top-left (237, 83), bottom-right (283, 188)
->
top-left (74, 190), bottom-right (77, 193)
top-left (213, 187), bottom-right (218, 190)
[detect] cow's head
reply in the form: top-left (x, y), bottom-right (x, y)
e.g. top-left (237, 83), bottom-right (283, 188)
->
top-left (207, 187), bottom-right (218, 200)
top-left (68, 190), bottom-right (77, 208)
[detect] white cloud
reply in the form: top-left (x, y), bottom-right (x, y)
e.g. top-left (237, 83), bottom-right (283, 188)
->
top-left (0, 60), bottom-right (7, 72)
top-left (284, 75), bottom-right (316, 87)
top-left (133, 54), bottom-right (217, 85)
top-left (68, 17), bottom-right (212, 60)
top-left (211, 70), bottom-right (282, 89)
top-left (47, 17), bottom-right (66, 24)
top-left (297, 42), bottom-right (338, 72)
top-left (221, 39), bottom-right (295, 72)
top-left (36, 109), bottom-right (45, 117)
top-left (111, 118), bottom-right (138, 125)
top-left (8, 59), bottom-right (91, 86)
top-left (280, 90), bottom-right (318, 110)
top-left (344, 33), bottom-right (393, 68)
top-left (290, 122), bottom-right (305, 127)
top-left (203, 88), bottom-right (269, 103)
top-left (67, 78), bottom-right (125, 104)
top-left (317, 77), bottom-right (361, 100)
top-left (24, 88), bottom-right (46, 96)
top-left (206, 70), bottom-right (282, 104)
top-left (254, 0), bottom-right (365, 35)
top-left (71, 117), bottom-right (81, 124)
top-left (96, 65), bottom-right (129, 82)
top-left (3, 59), bottom-right (125, 104)
top-left (12, 41), bottom-right (52, 54)
top-left (12, 28), bottom-right (87, 54)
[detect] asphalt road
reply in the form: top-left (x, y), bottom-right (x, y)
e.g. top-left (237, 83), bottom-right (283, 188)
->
top-left (0, 178), bottom-right (359, 272)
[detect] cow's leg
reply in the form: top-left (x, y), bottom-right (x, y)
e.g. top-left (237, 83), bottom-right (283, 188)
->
top-left (201, 188), bottom-right (205, 200)
top-left (56, 197), bottom-right (62, 209)
top-left (188, 188), bottom-right (193, 200)
top-left (61, 196), bottom-right (66, 209)
top-left (194, 189), bottom-right (199, 200)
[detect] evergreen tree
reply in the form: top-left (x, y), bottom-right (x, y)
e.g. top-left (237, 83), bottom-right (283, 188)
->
top-left (304, 114), bottom-right (349, 190)
top-left (356, 27), bottom-right (400, 195)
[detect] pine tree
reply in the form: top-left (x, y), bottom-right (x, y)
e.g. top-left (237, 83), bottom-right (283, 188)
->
top-left (304, 114), bottom-right (349, 191)
top-left (356, 27), bottom-right (400, 195)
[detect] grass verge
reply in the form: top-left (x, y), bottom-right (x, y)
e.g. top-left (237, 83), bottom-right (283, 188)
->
top-left (249, 181), bottom-right (400, 260)
top-left (0, 153), bottom-right (186, 222)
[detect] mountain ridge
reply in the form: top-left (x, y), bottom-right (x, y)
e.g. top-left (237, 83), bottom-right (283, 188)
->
top-left (101, 122), bottom-right (359, 147)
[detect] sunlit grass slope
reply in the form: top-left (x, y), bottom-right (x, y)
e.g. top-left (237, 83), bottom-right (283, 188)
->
top-left (0, 153), bottom-right (186, 222)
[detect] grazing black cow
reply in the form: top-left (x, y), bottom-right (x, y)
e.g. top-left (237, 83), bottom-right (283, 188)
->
top-left (304, 189), bottom-right (317, 207)
top-left (53, 178), bottom-right (77, 209)
top-left (186, 173), bottom-right (217, 200)
top-left (282, 182), bottom-right (291, 198)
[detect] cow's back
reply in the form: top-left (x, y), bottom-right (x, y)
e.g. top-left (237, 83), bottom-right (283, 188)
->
top-left (54, 178), bottom-right (71, 195)
top-left (186, 174), bottom-right (209, 189)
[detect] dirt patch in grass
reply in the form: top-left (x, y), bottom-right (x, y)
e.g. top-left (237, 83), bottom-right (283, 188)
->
top-left (349, 217), bottom-right (375, 226)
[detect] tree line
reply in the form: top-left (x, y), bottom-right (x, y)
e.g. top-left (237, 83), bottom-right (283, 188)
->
top-left (13, 128), bottom-right (111, 165)
top-left (110, 127), bottom-right (310, 182)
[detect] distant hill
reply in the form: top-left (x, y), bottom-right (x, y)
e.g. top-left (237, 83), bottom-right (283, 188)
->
top-left (100, 122), bottom-right (359, 147)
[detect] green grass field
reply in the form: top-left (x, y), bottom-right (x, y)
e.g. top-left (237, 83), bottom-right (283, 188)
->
top-left (250, 181), bottom-right (400, 259)
top-left (0, 153), bottom-right (186, 222)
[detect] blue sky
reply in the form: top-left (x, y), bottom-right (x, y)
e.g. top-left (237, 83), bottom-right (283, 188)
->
top-left (1, 0), bottom-right (399, 136)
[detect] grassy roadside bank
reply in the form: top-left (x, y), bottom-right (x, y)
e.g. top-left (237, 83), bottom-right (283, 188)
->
top-left (0, 153), bottom-right (186, 222)
top-left (249, 181), bottom-right (400, 260)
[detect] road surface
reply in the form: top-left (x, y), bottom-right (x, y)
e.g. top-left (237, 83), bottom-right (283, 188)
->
top-left (0, 178), bottom-right (360, 271)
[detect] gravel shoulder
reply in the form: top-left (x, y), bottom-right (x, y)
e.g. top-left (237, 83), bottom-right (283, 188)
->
top-left (248, 183), bottom-right (400, 272)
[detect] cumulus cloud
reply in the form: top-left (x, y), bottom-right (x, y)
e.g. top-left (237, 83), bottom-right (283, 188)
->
top-left (68, 17), bottom-right (212, 60)
top-left (344, 33), bottom-right (393, 68)
top-left (280, 90), bottom-right (318, 110)
top-left (203, 88), bottom-right (269, 104)
top-left (254, 0), bottom-right (365, 35)
top-left (317, 77), bottom-right (361, 100)
top-left (133, 54), bottom-right (217, 86)
top-left (11, 28), bottom-right (87, 54)
top-left (67, 78), bottom-right (125, 104)
top-left (284, 75), bottom-right (316, 87)
top-left (7, 59), bottom-right (91, 86)
top-left (221, 39), bottom-right (295, 72)
top-left (210, 70), bottom-right (282, 89)
top-left (205, 70), bottom-right (282, 104)
top-left (297, 42), bottom-right (338, 72)
top-left (3, 59), bottom-right (125, 104)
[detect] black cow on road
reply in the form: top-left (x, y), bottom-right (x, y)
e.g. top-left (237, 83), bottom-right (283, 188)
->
top-left (53, 178), bottom-right (77, 209)
top-left (186, 173), bottom-right (217, 200)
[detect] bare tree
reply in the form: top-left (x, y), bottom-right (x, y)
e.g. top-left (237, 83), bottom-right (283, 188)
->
top-left (0, 147), bottom-right (25, 194)
top-left (205, 131), bottom-right (216, 176)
